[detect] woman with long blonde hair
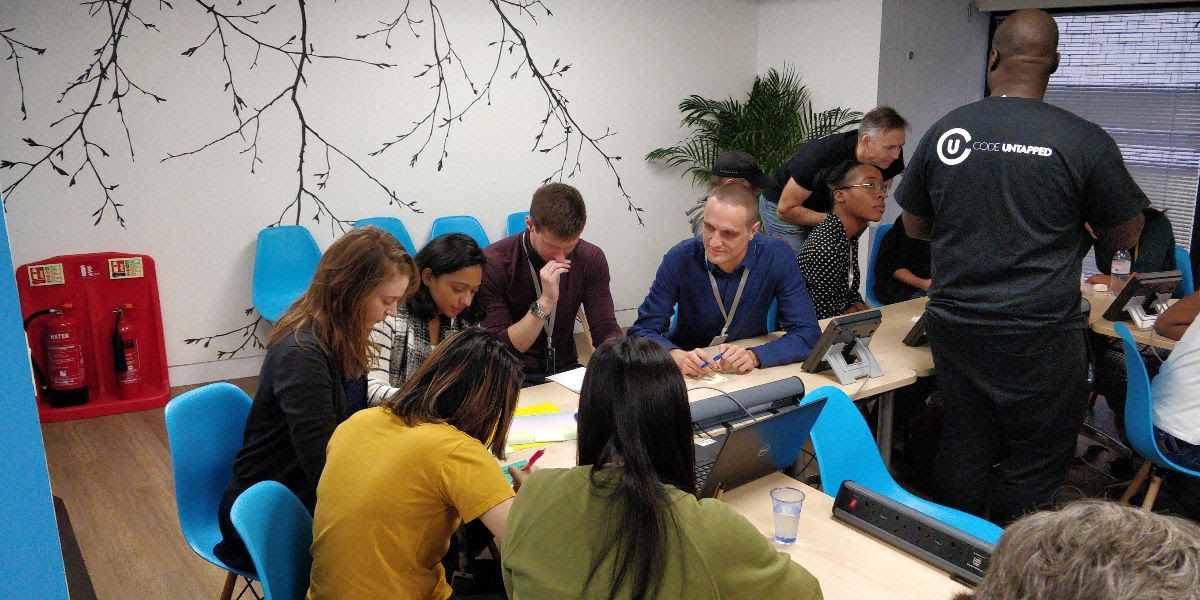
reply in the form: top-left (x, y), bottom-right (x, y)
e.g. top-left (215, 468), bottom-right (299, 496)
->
top-left (214, 225), bottom-right (418, 572)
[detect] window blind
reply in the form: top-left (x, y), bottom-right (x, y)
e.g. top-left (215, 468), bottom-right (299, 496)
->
top-left (1029, 9), bottom-right (1200, 251)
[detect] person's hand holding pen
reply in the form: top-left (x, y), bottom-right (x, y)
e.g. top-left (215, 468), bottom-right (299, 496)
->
top-left (669, 348), bottom-right (718, 378)
top-left (713, 343), bottom-right (758, 374)
top-left (507, 448), bottom-right (544, 492)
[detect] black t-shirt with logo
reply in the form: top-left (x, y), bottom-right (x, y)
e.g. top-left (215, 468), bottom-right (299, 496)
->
top-left (896, 96), bottom-right (1148, 332)
top-left (763, 130), bottom-right (906, 209)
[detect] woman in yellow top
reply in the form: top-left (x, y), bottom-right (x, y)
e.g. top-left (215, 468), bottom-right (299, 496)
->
top-left (502, 336), bottom-right (823, 599)
top-left (308, 328), bottom-right (522, 600)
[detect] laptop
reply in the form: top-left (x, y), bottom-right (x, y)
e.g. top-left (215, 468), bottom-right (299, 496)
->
top-left (693, 396), bottom-right (827, 498)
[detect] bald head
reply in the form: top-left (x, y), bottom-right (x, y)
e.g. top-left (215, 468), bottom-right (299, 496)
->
top-left (989, 9), bottom-right (1060, 96)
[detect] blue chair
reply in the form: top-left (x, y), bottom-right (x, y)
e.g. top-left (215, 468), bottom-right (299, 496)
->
top-left (231, 481), bottom-right (313, 600)
top-left (253, 226), bottom-right (321, 323)
top-left (354, 217), bottom-right (417, 255)
top-left (165, 383), bottom-right (258, 599)
top-left (1114, 323), bottom-right (1200, 510)
top-left (805, 386), bottom-right (1004, 545)
top-left (430, 215), bottom-right (489, 248)
top-left (863, 223), bottom-right (893, 308)
top-left (1174, 245), bottom-right (1194, 297)
top-left (766, 298), bottom-right (779, 333)
top-left (507, 211), bottom-right (529, 237)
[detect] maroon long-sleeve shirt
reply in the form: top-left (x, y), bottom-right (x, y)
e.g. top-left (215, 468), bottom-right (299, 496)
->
top-left (479, 232), bottom-right (621, 374)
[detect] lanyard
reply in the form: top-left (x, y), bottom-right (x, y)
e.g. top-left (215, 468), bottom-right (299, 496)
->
top-left (707, 265), bottom-right (750, 342)
top-left (524, 232), bottom-right (556, 352)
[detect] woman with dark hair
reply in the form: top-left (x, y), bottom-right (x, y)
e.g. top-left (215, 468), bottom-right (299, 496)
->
top-left (368, 232), bottom-right (487, 403)
top-left (214, 225), bottom-right (419, 572)
top-left (501, 337), bottom-right (822, 599)
top-left (798, 159), bottom-right (887, 318)
top-left (308, 328), bottom-right (523, 600)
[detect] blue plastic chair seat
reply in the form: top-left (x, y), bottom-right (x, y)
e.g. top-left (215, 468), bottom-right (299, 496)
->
top-left (232, 481), bottom-right (313, 600)
top-left (430, 215), bottom-right (489, 249)
top-left (1115, 323), bottom-right (1200, 479)
top-left (355, 217), bottom-right (417, 255)
top-left (506, 211), bottom-right (529, 237)
top-left (253, 226), bottom-right (322, 323)
top-left (864, 223), bottom-right (892, 308)
top-left (805, 386), bottom-right (1004, 545)
top-left (165, 382), bottom-right (258, 581)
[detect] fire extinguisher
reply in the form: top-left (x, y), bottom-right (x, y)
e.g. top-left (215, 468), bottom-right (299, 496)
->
top-left (24, 303), bottom-right (89, 408)
top-left (112, 305), bottom-right (143, 399)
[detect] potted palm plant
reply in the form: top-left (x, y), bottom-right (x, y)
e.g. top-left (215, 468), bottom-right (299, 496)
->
top-left (646, 65), bottom-right (862, 231)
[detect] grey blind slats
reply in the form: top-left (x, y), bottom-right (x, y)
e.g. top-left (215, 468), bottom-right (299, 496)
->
top-left (1041, 10), bottom-right (1200, 251)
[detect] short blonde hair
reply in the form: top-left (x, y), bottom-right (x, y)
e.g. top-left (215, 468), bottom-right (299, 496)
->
top-left (958, 500), bottom-right (1200, 600)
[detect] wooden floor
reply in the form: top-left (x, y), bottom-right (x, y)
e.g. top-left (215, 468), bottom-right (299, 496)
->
top-left (41, 378), bottom-right (258, 600)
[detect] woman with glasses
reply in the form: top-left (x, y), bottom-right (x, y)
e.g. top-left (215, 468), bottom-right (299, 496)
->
top-left (797, 160), bottom-right (888, 319)
top-left (501, 336), bottom-right (822, 599)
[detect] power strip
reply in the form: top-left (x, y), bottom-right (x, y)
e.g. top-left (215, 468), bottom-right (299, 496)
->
top-left (831, 481), bottom-right (993, 586)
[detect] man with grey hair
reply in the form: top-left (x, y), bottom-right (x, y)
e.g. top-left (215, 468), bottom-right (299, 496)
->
top-left (764, 106), bottom-right (909, 252)
top-left (954, 500), bottom-right (1200, 600)
top-left (630, 184), bottom-right (820, 377)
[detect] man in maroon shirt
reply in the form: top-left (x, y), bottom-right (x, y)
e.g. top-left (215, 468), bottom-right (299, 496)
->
top-left (480, 183), bottom-right (621, 385)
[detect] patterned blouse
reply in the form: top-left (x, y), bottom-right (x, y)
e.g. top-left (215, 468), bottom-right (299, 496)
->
top-left (366, 307), bottom-right (474, 406)
top-left (797, 212), bottom-right (864, 319)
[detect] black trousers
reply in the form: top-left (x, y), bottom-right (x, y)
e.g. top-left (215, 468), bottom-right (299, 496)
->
top-left (927, 317), bottom-right (1090, 526)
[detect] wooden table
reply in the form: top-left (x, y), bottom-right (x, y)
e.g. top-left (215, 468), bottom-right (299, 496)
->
top-left (1082, 284), bottom-right (1176, 351)
top-left (868, 297), bottom-right (934, 376)
top-left (509, 333), bottom-right (918, 466)
top-left (725, 472), bottom-right (968, 600)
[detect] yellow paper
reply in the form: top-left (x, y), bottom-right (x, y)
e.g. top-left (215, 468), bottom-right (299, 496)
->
top-left (510, 442), bottom-right (543, 451)
top-left (514, 402), bottom-right (559, 417)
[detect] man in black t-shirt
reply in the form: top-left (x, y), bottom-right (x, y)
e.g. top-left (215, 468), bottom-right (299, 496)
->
top-left (895, 9), bottom-right (1147, 525)
top-left (761, 106), bottom-right (908, 253)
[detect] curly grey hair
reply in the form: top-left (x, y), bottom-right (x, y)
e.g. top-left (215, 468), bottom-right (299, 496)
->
top-left (955, 500), bottom-right (1200, 600)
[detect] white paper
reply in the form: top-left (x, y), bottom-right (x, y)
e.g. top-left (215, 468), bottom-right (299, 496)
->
top-left (547, 366), bottom-right (587, 393)
top-left (695, 373), bottom-right (729, 385)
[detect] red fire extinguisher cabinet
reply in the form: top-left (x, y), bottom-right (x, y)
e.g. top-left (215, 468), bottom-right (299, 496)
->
top-left (16, 252), bottom-right (170, 422)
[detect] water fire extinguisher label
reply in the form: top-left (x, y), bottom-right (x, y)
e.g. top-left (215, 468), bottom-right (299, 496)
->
top-left (108, 257), bottom-right (144, 279)
top-left (119, 344), bottom-right (140, 385)
top-left (28, 263), bottom-right (65, 286)
top-left (47, 335), bottom-right (85, 388)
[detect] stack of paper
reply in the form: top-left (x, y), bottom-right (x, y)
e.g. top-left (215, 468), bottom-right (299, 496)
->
top-left (546, 366), bottom-right (587, 393)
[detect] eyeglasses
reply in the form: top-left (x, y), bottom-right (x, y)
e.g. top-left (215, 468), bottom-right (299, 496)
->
top-left (837, 182), bottom-right (890, 194)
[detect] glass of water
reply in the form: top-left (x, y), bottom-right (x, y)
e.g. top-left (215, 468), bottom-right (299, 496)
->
top-left (770, 486), bottom-right (805, 544)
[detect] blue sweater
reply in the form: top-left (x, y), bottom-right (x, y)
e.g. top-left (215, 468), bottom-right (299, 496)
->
top-left (629, 236), bottom-right (821, 368)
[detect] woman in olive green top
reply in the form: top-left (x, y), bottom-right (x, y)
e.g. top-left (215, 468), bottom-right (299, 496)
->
top-left (501, 337), bottom-right (822, 599)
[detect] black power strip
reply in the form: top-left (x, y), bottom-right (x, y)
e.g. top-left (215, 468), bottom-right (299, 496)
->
top-left (831, 481), bottom-right (994, 586)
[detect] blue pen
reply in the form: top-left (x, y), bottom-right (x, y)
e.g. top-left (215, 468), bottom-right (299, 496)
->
top-left (699, 351), bottom-right (725, 370)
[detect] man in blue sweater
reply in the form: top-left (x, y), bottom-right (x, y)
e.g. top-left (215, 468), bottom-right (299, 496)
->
top-left (630, 184), bottom-right (821, 377)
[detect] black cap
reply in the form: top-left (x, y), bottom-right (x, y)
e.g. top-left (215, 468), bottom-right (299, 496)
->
top-left (712, 151), bottom-right (774, 191)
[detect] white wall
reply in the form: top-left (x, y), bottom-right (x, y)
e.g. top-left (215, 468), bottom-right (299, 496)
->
top-left (877, 0), bottom-right (991, 224)
top-left (0, 0), bottom-right (758, 385)
top-left (756, 0), bottom-right (884, 115)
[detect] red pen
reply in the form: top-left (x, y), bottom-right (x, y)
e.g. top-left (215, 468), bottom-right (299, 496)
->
top-left (523, 448), bottom-right (545, 472)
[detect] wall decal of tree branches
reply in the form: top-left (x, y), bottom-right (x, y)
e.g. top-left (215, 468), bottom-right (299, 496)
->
top-left (1, 0), bottom-right (641, 361)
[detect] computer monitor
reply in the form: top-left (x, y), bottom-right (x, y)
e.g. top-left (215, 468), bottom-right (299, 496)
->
top-left (902, 311), bottom-right (928, 347)
top-left (801, 309), bottom-right (884, 384)
top-left (1101, 270), bottom-right (1181, 330)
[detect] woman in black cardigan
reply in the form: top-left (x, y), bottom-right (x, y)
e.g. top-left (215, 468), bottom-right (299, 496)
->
top-left (213, 225), bottom-right (418, 572)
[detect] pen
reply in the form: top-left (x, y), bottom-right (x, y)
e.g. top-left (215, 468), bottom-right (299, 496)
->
top-left (699, 351), bottom-right (725, 370)
top-left (523, 448), bottom-right (545, 472)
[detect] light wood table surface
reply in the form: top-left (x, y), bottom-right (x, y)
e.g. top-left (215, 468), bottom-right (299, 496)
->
top-left (1082, 284), bottom-right (1177, 351)
top-left (868, 297), bottom-right (934, 376)
top-left (725, 472), bottom-right (969, 600)
top-left (507, 333), bottom-right (918, 466)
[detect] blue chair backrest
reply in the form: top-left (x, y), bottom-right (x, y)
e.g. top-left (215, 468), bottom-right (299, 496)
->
top-left (431, 215), bottom-right (489, 248)
top-left (1114, 323), bottom-right (1198, 479)
top-left (766, 298), bottom-right (779, 333)
top-left (1174, 245), bottom-right (1194, 297)
top-left (355, 217), bottom-right (417, 255)
top-left (253, 226), bottom-right (322, 323)
top-left (164, 383), bottom-right (255, 573)
top-left (231, 481), bottom-right (313, 600)
top-left (507, 211), bottom-right (529, 237)
top-left (806, 385), bottom-right (1003, 544)
top-left (863, 223), bottom-right (892, 308)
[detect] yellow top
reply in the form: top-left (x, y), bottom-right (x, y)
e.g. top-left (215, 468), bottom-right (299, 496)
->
top-left (307, 407), bottom-right (515, 600)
